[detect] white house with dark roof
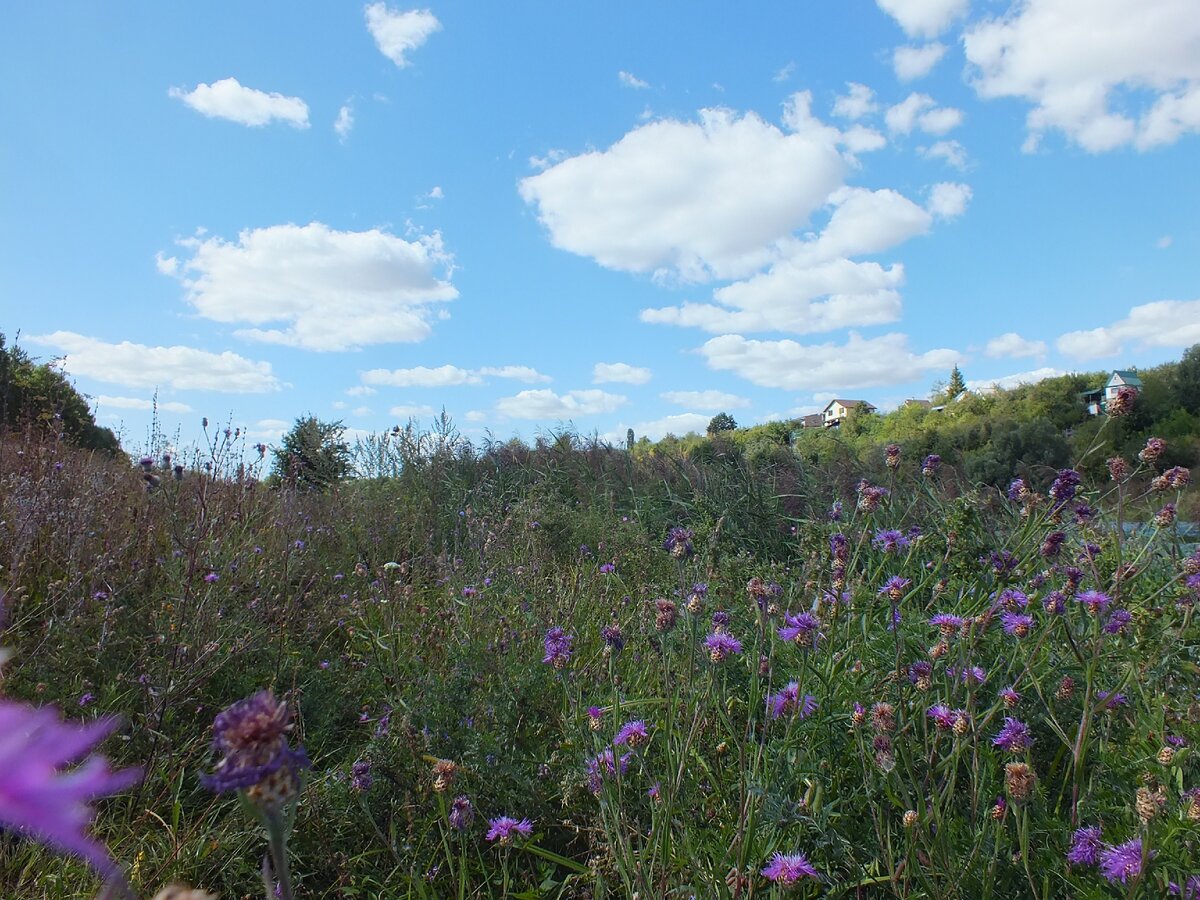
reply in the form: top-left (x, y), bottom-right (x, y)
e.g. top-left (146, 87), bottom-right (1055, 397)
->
top-left (1080, 370), bottom-right (1143, 415)
top-left (822, 399), bottom-right (876, 427)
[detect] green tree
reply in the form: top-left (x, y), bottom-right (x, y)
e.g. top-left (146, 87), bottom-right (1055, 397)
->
top-left (0, 332), bottom-right (120, 453)
top-left (272, 416), bottom-right (352, 490)
top-left (707, 412), bottom-right (738, 435)
top-left (1172, 343), bottom-right (1200, 415)
top-left (945, 365), bottom-right (966, 399)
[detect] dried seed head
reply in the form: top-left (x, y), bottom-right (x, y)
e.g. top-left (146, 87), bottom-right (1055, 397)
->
top-left (1157, 746), bottom-right (1175, 766)
top-left (431, 759), bottom-right (458, 793)
top-left (1004, 762), bottom-right (1037, 804)
top-left (903, 810), bottom-right (918, 829)
top-left (1055, 676), bottom-right (1075, 701)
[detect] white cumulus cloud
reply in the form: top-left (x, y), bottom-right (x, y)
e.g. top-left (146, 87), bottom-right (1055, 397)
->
top-left (832, 83), bottom-right (879, 120)
top-left (886, 93), bottom-right (963, 135)
top-left (964, 0), bottom-right (1200, 152)
top-left (893, 43), bottom-right (947, 81)
top-left (27, 332), bottom-right (282, 393)
top-left (660, 390), bottom-right (751, 410)
top-left (593, 362), bottom-right (652, 384)
top-left (168, 77), bottom-right (309, 128)
top-left (699, 332), bottom-right (960, 391)
top-left (876, 0), bottom-right (968, 38)
top-left (927, 182), bottom-right (972, 219)
top-left (519, 98), bottom-right (847, 283)
top-left (389, 404), bottom-right (436, 418)
top-left (601, 413), bottom-right (711, 444)
top-left (361, 364), bottom-right (549, 387)
top-left (162, 222), bottom-right (458, 351)
top-left (921, 139), bottom-right (968, 169)
top-left (985, 332), bottom-right (1047, 359)
top-left (967, 367), bottom-right (1066, 393)
top-left (1056, 299), bottom-right (1200, 359)
top-left (496, 389), bottom-right (627, 419)
top-left (95, 395), bottom-right (194, 414)
top-left (365, 4), bottom-right (441, 67)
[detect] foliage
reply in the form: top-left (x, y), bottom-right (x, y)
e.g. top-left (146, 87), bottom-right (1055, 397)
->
top-left (271, 415), bottom-right (352, 491)
top-left (708, 411), bottom-right (738, 434)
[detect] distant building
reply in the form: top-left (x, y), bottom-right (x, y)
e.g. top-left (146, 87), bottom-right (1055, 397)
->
top-left (902, 399), bottom-right (932, 410)
top-left (800, 413), bottom-right (825, 429)
top-left (822, 399), bottom-right (877, 427)
top-left (1080, 370), bottom-right (1142, 415)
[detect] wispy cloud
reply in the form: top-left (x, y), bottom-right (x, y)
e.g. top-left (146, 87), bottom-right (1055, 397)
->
top-left (168, 77), bottom-right (309, 128)
top-left (365, 4), bottom-right (441, 67)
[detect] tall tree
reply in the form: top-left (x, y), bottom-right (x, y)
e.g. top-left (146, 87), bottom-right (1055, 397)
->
top-left (271, 416), bottom-right (352, 490)
top-left (946, 365), bottom-right (967, 398)
top-left (707, 412), bottom-right (738, 434)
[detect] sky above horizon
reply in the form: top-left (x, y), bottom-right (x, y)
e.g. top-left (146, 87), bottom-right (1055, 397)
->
top-left (3, 1), bottom-right (1200, 454)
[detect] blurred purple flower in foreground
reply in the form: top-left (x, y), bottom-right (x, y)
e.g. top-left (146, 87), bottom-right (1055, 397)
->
top-left (0, 701), bottom-right (141, 878)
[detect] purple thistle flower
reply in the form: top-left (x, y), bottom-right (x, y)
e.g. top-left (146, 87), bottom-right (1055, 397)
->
top-left (993, 717), bottom-right (1032, 753)
top-left (584, 748), bottom-right (631, 792)
top-left (879, 575), bottom-right (911, 601)
top-left (1067, 825), bottom-right (1104, 867)
top-left (0, 702), bottom-right (141, 878)
top-left (927, 705), bottom-right (969, 732)
top-left (201, 690), bottom-right (310, 801)
top-left (777, 611), bottom-right (821, 647)
top-left (987, 550), bottom-right (1019, 575)
top-left (1103, 609), bottom-right (1132, 634)
top-left (711, 610), bottom-right (731, 630)
top-left (1049, 468), bottom-right (1082, 504)
top-left (613, 719), bottom-right (649, 748)
top-left (921, 454), bottom-right (941, 476)
top-left (829, 500), bottom-right (843, 522)
top-left (662, 527), bottom-right (695, 560)
top-left (1043, 591), bottom-right (1067, 615)
top-left (929, 613), bottom-right (965, 636)
top-left (1096, 690), bottom-right (1128, 709)
top-left (448, 795), bottom-right (474, 831)
top-left (1099, 838), bottom-right (1150, 885)
top-left (830, 533), bottom-right (849, 562)
top-left (599, 562), bottom-right (615, 574)
top-left (485, 815), bottom-right (533, 845)
top-left (350, 759), bottom-right (373, 792)
top-left (204, 572), bottom-right (220, 583)
top-left (1168, 876), bottom-right (1200, 899)
top-left (998, 686), bottom-right (1021, 707)
top-left (995, 588), bottom-right (1029, 611)
top-left (1001, 612), bottom-right (1035, 638)
top-left (766, 682), bottom-right (818, 720)
top-left (872, 529), bottom-right (910, 554)
top-left (1076, 590), bottom-right (1112, 615)
top-left (1007, 478), bottom-right (1029, 501)
top-left (704, 631), bottom-right (742, 663)
top-left (600, 624), bottom-right (625, 653)
top-left (542, 627), bottom-right (573, 669)
top-left (761, 851), bottom-right (819, 886)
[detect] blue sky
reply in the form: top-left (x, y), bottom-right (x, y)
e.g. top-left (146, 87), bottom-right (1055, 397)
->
top-left (3, 1), bottom-right (1199, 454)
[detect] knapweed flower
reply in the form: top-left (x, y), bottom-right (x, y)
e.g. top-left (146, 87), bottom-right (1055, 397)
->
top-left (586, 706), bottom-right (603, 731)
top-left (1155, 503), bottom-right (1177, 527)
top-left (856, 482), bottom-right (889, 513)
top-left (613, 719), bottom-right (650, 749)
top-left (1004, 762), bottom-right (1037, 803)
top-left (0, 702), bottom-right (141, 878)
top-left (584, 749), bottom-right (631, 793)
top-left (704, 631), bottom-right (742, 663)
top-left (921, 454), bottom-right (941, 477)
top-left (1049, 469), bottom-right (1082, 506)
top-left (542, 627), bottom-right (573, 669)
top-left (1139, 437), bottom-right (1166, 463)
top-left (710, 610), bottom-right (730, 631)
top-left (778, 611), bottom-right (821, 647)
top-left (872, 529), bottom-right (910, 554)
top-left (884, 443), bottom-right (901, 470)
top-left (829, 500), bottom-right (843, 522)
top-left (1043, 591), bottom-right (1067, 615)
top-left (766, 683), bottom-right (818, 720)
top-left (203, 572), bottom-right (219, 584)
top-left (908, 661), bottom-right (933, 691)
top-left (995, 588), bottom-right (1029, 611)
top-left (448, 795), bottom-right (474, 831)
top-left (987, 550), bottom-right (1019, 575)
top-left (431, 758), bottom-right (458, 793)
top-left (600, 624), bottom-right (625, 654)
top-left (655, 598), bottom-right (678, 632)
top-left (1001, 612), bottom-right (1034, 638)
top-left (1099, 838), bottom-right (1151, 885)
top-left (1103, 608), bottom-right (1132, 634)
top-left (929, 613), bottom-right (965, 637)
top-left (993, 717), bottom-right (1032, 753)
top-left (350, 759), bottom-right (373, 792)
top-left (662, 527), bottom-right (694, 560)
top-left (879, 576), bottom-right (911, 602)
top-left (1107, 456), bottom-right (1130, 481)
top-left (202, 691), bottom-right (309, 811)
top-left (761, 851), bottom-right (819, 886)
top-left (1007, 478), bottom-right (1030, 502)
top-left (1067, 825), bottom-right (1104, 866)
top-left (927, 705), bottom-right (970, 733)
top-left (485, 815), bottom-right (533, 846)
top-left (685, 582), bottom-right (707, 614)
top-left (999, 686), bottom-right (1021, 708)
top-left (598, 562), bottom-right (615, 575)
top-left (1040, 531), bottom-right (1066, 558)
top-left (870, 702), bottom-right (896, 733)
top-left (1076, 590), bottom-right (1111, 615)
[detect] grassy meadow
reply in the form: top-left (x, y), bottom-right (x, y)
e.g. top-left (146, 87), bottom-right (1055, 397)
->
top-left (1, 420), bottom-right (1198, 898)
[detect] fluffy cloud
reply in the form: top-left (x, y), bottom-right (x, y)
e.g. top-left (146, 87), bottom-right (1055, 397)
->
top-left (496, 389), bottom-right (627, 419)
top-left (893, 43), bottom-right (947, 81)
top-left (162, 222), bottom-right (457, 351)
top-left (967, 367), bottom-right (1066, 393)
top-left (519, 98), bottom-right (847, 283)
top-left (168, 78), bottom-right (309, 128)
top-left (334, 104), bottom-right (354, 141)
top-left (365, 4), bottom-right (441, 67)
top-left (601, 412), bottom-right (710, 444)
top-left (618, 71), bottom-right (649, 89)
top-left (964, 0), bottom-right (1200, 152)
top-left (876, 0), bottom-right (968, 38)
top-left (921, 139), bottom-right (968, 169)
top-left (699, 332), bottom-right (960, 391)
top-left (985, 332), bottom-right (1047, 359)
top-left (641, 187), bottom-right (934, 334)
top-left (27, 332), bottom-right (282, 393)
top-left (886, 93), bottom-right (963, 135)
top-left (660, 390), bottom-right (751, 410)
top-left (832, 83), bottom-right (878, 120)
top-left (95, 395), bottom-right (193, 413)
top-left (927, 182), bottom-right (972, 219)
top-left (361, 364), bottom-right (550, 387)
top-left (1056, 299), bottom-right (1200, 359)
top-left (593, 362), bottom-right (652, 384)
top-left (389, 404), bottom-right (436, 418)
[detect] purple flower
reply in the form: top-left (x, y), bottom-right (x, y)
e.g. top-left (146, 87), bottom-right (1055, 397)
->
top-left (0, 702), bottom-right (141, 877)
top-left (599, 562), bottom-right (615, 574)
top-left (704, 631), bottom-right (742, 663)
top-left (830, 533), bottom-right (849, 562)
top-left (927, 705), bottom-right (969, 732)
top-left (993, 717), bottom-right (1032, 753)
top-left (485, 815), bottom-right (533, 845)
top-left (777, 612), bottom-right (821, 647)
top-left (1001, 612), bottom-right (1035, 638)
top-left (1049, 469), bottom-right (1082, 505)
top-left (1066, 825), bottom-right (1104, 866)
top-left (613, 719), bottom-right (649, 748)
top-left (1043, 591), bottom-right (1067, 615)
top-left (542, 627), bottom-right (573, 669)
top-left (585, 749), bottom-right (631, 792)
top-left (872, 529), bottom-right (910, 554)
top-left (987, 550), bottom-right (1018, 575)
top-left (1103, 609), bottom-right (1132, 634)
top-left (663, 527), bottom-right (695, 560)
top-left (767, 682), bottom-right (818, 720)
top-left (1096, 690), bottom-right (1127, 709)
top-left (350, 759), bottom-right (373, 792)
top-left (201, 691), bottom-right (310, 802)
top-left (448, 795), bottom-right (474, 831)
top-left (929, 613), bottom-right (965, 636)
top-left (761, 851), bottom-right (819, 886)
top-left (711, 610), bottom-right (731, 630)
top-left (1077, 590), bottom-right (1112, 615)
top-left (995, 588), bottom-right (1029, 611)
top-left (1007, 478), bottom-right (1029, 501)
top-left (878, 575), bottom-right (911, 601)
top-left (1099, 838), bottom-right (1151, 885)
top-left (1169, 876), bottom-right (1200, 899)
top-left (77, 693), bottom-right (95, 707)
top-left (921, 454), bottom-right (941, 476)
top-left (600, 624), bottom-right (625, 653)
top-left (204, 572), bottom-right (220, 583)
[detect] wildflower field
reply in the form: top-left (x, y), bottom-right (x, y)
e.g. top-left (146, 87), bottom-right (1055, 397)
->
top-left (1, 425), bottom-right (1198, 898)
